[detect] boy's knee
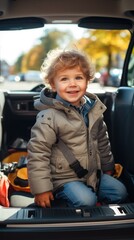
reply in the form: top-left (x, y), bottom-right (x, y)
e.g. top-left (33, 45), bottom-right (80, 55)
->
top-left (74, 193), bottom-right (97, 207)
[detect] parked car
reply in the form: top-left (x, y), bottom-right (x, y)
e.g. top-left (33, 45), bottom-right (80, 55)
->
top-left (24, 70), bottom-right (43, 82)
top-left (7, 74), bottom-right (21, 82)
top-left (99, 68), bottom-right (122, 87)
top-left (0, 1), bottom-right (134, 239)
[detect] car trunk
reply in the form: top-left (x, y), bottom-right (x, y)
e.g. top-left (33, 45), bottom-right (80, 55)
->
top-left (0, 88), bottom-right (134, 238)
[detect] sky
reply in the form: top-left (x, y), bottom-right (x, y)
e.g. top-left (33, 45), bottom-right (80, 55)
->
top-left (0, 24), bottom-right (86, 65)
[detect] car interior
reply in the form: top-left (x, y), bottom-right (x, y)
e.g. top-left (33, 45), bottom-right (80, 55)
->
top-left (0, 0), bottom-right (134, 238)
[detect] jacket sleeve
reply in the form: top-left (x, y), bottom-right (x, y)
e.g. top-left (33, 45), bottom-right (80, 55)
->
top-left (97, 116), bottom-right (115, 173)
top-left (27, 111), bottom-right (57, 195)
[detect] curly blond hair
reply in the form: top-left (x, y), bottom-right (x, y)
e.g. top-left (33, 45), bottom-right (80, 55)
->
top-left (41, 48), bottom-right (95, 85)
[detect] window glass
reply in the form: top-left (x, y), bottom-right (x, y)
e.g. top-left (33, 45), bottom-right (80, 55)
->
top-left (127, 47), bottom-right (134, 87)
top-left (0, 25), bottom-right (131, 92)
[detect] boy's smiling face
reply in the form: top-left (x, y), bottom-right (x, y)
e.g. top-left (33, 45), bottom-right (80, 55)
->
top-left (50, 66), bottom-right (88, 107)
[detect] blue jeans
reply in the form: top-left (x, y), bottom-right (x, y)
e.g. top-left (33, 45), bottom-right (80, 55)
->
top-left (55, 174), bottom-right (128, 207)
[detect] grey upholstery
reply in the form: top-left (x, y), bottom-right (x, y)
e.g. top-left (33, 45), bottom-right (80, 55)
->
top-left (112, 87), bottom-right (134, 173)
top-left (112, 87), bottom-right (134, 201)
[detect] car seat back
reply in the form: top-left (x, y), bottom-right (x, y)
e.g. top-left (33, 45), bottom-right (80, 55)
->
top-left (112, 87), bottom-right (134, 173)
top-left (112, 87), bottom-right (134, 201)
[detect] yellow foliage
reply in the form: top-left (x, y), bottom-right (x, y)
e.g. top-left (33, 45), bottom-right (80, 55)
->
top-left (75, 29), bottom-right (130, 70)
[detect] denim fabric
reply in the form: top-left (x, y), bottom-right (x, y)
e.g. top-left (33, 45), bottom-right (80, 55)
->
top-left (55, 174), bottom-right (128, 207)
top-left (55, 181), bottom-right (97, 207)
top-left (98, 174), bottom-right (128, 204)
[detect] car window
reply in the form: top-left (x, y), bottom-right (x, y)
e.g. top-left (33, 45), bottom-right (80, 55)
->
top-left (127, 46), bottom-right (134, 87)
top-left (0, 25), bottom-right (131, 92)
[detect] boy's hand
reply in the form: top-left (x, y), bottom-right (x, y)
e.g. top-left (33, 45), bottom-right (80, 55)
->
top-left (35, 191), bottom-right (54, 208)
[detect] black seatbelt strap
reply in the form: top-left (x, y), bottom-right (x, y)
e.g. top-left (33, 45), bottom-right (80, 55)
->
top-left (57, 139), bottom-right (88, 178)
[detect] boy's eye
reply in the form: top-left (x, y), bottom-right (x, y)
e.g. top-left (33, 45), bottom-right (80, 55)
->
top-left (76, 76), bottom-right (83, 80)
top-left (61, 77), bottom-right (68, 81)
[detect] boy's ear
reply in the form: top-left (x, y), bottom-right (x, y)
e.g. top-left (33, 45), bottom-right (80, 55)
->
top-left (50, 82), bottom-right (56, 92)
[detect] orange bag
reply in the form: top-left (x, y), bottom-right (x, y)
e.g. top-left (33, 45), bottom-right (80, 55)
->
top-left (8, 167), bottom-right (30, 192)
top-left (0, 172), bottom-right (10, 207)
top-left (2, 151), bottom-right (30, 193)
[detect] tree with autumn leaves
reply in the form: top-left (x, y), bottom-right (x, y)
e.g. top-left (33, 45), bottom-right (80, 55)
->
top-left (76, 29), bottom-right (130, 72)
top-left (14, 29), bottom-right (130, 77)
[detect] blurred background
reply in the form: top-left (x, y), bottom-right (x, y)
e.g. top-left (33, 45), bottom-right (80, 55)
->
top-left (0, 24), bottom-right (130, 91)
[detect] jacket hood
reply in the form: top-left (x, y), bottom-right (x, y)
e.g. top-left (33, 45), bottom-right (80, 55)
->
top-left (34, 87), bottom-right (59, 111)
top-left (34, 87), bottom-right (105, 112)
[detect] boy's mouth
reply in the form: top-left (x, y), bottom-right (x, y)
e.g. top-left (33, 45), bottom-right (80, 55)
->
top-left (67, 90), bottom-right (79, 94)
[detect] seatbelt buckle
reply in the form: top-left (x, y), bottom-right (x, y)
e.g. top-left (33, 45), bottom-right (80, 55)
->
top-left (69, 160), bottom-right (88, 178)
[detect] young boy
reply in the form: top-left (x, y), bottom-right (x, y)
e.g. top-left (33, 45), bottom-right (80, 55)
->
top-left (27, 48), bottom-right (128, 208)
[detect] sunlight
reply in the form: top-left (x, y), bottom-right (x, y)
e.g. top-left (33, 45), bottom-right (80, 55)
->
top-left (0, 24), bottom-right (85, 65)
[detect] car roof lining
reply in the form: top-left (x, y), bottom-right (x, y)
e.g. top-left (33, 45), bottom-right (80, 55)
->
top-left (0, 0), bottom-right (134, 25)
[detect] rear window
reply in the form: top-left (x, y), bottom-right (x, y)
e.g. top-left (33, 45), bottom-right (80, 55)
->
top-left (0, 25), bottom-right (131, 92)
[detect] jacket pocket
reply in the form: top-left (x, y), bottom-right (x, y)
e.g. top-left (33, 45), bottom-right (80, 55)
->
top-left (51, 156), bottom-right (71, 174)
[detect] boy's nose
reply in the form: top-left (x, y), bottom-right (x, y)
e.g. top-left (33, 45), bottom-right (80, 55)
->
top-left (69, 79), bottom-right (77, 86)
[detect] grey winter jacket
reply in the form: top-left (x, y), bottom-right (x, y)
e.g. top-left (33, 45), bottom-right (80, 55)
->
top-left (27, 88), bottom-right (114, 195)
